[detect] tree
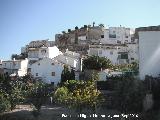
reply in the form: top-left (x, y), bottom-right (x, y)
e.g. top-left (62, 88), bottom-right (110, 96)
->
top-left (0, 75), bottom-right (26, 111)
top-left (70, 68), bottom-right (75, 80)
top-left (9, 81), bottom-right (24, 110)
top-left (113, 76), bottom-right (146, 113)
top-left (75, 26), bottom-right (79, 30)
top-left (84, 25), bottom-right (88, 29)
top-left (83, 55), bottom-right (112, 70)
top-left (28, 81), bottom-right (49, 112)
top-left (0, 90), bottom-right (10, 113)
top-left (62, 31), bottom-right (66, 34)
top-left (61, 65), bottom-right (75, 83)
top-left (68, 29), bottom-right (71, 33)
top-left (98, 23), bottom-right (104, 27)
top-left (54, 80), bottom-right (103, 113)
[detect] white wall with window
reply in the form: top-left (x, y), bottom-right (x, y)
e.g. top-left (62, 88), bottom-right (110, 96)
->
top-left (88, 46), bottom-right (118, 64)
top-left (54, 50), bottom-right (81, 71)
top-left (100, 27), bottom-right (134, 44)
top-left (28, 46), bottom-right (61, 60)
top-left (30, 57), bottom-right (63, 85)
top-left (2, 58), bottom-right (28, 76)
top-left (88, 44), bottom-right (138, 65)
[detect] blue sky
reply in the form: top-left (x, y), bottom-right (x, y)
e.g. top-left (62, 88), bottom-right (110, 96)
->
top-left (0, 0), bottom-right (160, 60)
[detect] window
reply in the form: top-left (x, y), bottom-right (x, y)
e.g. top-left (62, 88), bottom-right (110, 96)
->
top-left (101, 35), bottom-right (104, 38)
top-left (125, 40), bottom-right (128, 42)
top-left (36, 73), bottom-right (38, 76)
top-left (109, 34), bottom-right (116, 38)
top-left (51, 63), bottom-right (54, 65)
top-left (41, 50), bottom-right (46, 53)
top-left (5, 63), bottom-right (6, 66)
top-left (117, 40), bottom-right (121, 44)
top-left (125, 36), bottom-right (128, 38)
top-left (118, 52), bottom-right (128, 59)
top-left (52, 72), bottom-right (55, 76)
top-left (38, 63), bottom-right (40, 65)
top-left (131, 58), bottom-right (134, 60)
top-left (110, 51), bottom-right (113, 55)
top-left (121, 54), bottom-right (128, 59)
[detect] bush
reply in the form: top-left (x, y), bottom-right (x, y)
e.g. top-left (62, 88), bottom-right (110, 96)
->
top-left (113, 76), bottom-right (146, 113)
top-left (54, 80), bottom-right (104, 113)
top-left (0, 91), bottom-right (10, 113)
top-left (28, 81), bottom-right (49, 112)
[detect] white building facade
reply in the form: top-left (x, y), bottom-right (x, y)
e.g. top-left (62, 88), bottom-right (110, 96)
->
top-left (55, 49), bottom-right (81, 71)
top-left (2, 58), bottom-right (28, 77)
top-left (30, 58), bottom-right (63, 85)
top-left (88, 44), bottom-right (138, 65)
top-left (100, 27), bottom-right (135, 44)
top-left (139, 31), bottom-right (160, 80)
top-left (28, 46), bottom-right (61, 60)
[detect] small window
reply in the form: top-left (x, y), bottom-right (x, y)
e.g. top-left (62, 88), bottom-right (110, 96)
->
top-left (117, 40), bottom-right (121, 44)
top-left (52, 72), bottom-right (55, 76)
top-left (121, 54), bottom-right (128, 59)
top-left (101, 35), bottom-right (104, 38)
top-left (109, 34), bottom-right (116, 38)
top-left (36, 73), bottom-right (38, 76)
top-left (125, 36), bottom-right (128, 38)
top-left (131, 58), bottom-right (134, 60)
top-left (51, 63), bottom-right (54, 65)
top-left (110, 51), bottom-right (113, 55)
top-left (38, 63), bottom-right (40, 65)
top-left (41, 50), bottom-right (46, 53)
top-left (125, 40), bottom-right (128, 42)
top-left (5, 63), bottom-right (6, 66)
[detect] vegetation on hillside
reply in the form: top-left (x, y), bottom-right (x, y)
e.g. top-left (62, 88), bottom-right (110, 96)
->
top-left (83, 55), bottom-right (112, 70)
top-left (54, 79), bottom-right (104, 113)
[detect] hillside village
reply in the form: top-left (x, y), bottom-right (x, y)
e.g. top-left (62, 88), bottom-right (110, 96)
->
top-left (1, 24), bottom-right (160, 85)
top-left (1, 24), bottom-right (160, 119)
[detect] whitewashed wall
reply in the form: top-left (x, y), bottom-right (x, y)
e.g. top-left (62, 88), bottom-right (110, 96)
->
top-left (139, 31), bottom-right (160, 80)
top-left (30, 58), bottom-right (63, 85)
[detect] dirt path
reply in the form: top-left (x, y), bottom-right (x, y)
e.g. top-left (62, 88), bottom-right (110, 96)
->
top-left (0, 105), bottom-right (121, 120)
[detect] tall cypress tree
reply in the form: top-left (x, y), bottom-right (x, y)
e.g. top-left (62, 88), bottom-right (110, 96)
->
top-left (61, 66), bottom-right (76, 83)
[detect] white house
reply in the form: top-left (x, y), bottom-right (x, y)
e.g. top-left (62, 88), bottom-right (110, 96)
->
top-left (88, 44), bottom-right (138, 65)
top-left (55, 49), bottom-right (81, 71)
top-left (28, 46), bottom-right (62, 61)
top-left (0, 60), bottom-right (3, 75)
top-left (100, 27), bottom-right (135, 44)
top-left (30, 57), bottom-right (63, 85)
top-left (2, 58), bottom-right (28, 77)
top-left (127, 43), bottom-right (139, 63)
top-left (139, 31), bottom-right (160, 80)
top-left (21, 39), bottom-right (55, 54)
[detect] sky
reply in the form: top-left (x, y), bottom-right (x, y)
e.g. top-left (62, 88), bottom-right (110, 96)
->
top-left (0, 0), bottom-right (160, 60)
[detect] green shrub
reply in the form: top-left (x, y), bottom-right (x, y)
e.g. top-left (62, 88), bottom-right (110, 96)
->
top-left (0, 91), bottom-right (11, 113)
